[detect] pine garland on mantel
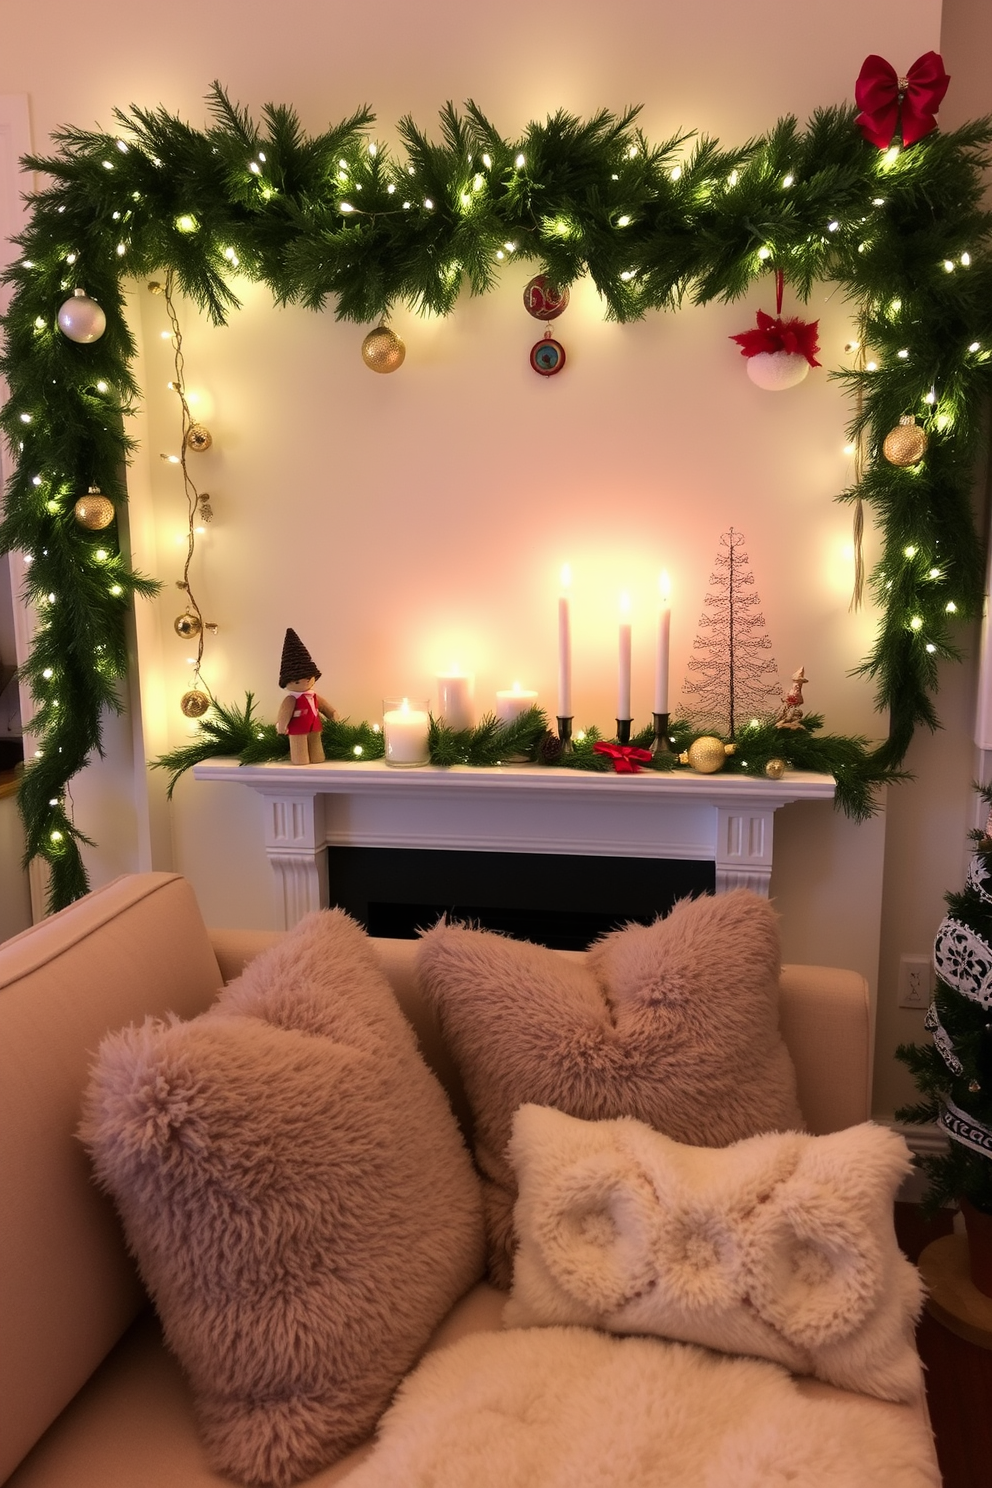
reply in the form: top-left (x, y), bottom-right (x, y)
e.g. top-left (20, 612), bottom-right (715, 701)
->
top-left (2, 84), bottom-right (992, 909)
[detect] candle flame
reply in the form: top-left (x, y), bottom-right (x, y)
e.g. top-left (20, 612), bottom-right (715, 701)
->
top-left (659, 570), bottom-right (671, 604)
top-left (560, 563), bottom-right (572, 590)
top-left (619, 590), bottom-right (631, 615)
top-left (512, 681), bottom-right (521, 693)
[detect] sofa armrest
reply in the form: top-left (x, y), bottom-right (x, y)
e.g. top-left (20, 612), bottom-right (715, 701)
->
top-left (779, 964), bottom-right (871, 1134)
top-left (209, 928), bottom-right (284, 985)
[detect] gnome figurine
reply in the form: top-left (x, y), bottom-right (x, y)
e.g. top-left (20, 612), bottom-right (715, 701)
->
top-left (275, 629), bottom-right (336, 764)
top-left (775, 666), bottom-right (808, 730)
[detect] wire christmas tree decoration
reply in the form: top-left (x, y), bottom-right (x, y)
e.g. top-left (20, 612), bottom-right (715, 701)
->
top-left (683, 528), bottom-right (780, 738)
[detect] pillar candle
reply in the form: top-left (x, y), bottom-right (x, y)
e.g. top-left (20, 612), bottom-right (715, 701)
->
top-left (558, 564), bottom-right (572, 717)
top-left (496, 681), bottom-right (538, 723)
top-left (436, 670), bottom-right (473, 731)
top-left (382, 697), bottom-right (430, 766)
top-left (618, 592), bottom-right (632, 720)
top-left (654, 571), bottom-right (671, 715)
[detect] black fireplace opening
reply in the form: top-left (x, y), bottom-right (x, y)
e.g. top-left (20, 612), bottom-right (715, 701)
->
top-left (327, 846), bottom-right (714, 950)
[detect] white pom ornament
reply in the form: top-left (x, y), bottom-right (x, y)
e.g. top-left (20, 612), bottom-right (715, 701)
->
top-left (57, 288), bottom-right (107, 344)
top-left (745, 352), bottom-right (811, 391)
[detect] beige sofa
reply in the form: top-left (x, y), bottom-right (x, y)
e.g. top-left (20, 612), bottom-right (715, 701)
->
top-left (0, 871), bottom-right (937, 1486)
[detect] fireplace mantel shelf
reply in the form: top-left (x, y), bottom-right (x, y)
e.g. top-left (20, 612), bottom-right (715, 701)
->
top-left (194, 758), bottom-right (835, 928)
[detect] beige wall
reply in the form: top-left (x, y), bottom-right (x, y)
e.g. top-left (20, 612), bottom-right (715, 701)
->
top-left (6, 1), bottom-right (986, 1121)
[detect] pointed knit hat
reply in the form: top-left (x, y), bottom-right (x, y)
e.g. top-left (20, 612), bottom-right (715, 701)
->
top-left (279, 628), bottom-right (321, 689)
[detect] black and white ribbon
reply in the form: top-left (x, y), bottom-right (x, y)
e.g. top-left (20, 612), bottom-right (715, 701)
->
top-left (933, 913), bottom-right (992, 1009)
top-left (966, 850), bottom-right (992, 908)
top-left (940, 1095), bottom-right (992, 1158)
top-left (925, 1001), bottom-right (964, 1075)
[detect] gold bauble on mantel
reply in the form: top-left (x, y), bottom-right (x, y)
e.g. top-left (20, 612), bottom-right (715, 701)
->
top-left (361, 324), bottom-right (406, 373)
top-left (883, 416), bottom-right (929, 467)
top-left (679, 736), bottom-right (736, 774)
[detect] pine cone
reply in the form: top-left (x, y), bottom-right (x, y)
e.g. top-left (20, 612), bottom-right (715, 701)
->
top-left (539, 731), bottom-right (564, 765)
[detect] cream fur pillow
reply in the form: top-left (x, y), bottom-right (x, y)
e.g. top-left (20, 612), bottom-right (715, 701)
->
top-left (417, 890), bottom-right (802, 1286)
top-left (81, 910), bottom-right (484, 1488)
top-left (505, 1104), bottom-right (924, 1404)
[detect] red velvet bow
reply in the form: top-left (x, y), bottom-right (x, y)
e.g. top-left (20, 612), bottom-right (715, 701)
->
top-left (730, 310), bottom-right (821, 367)
top-left (855, 52), bottom-right (949, 149)
top-left (593, 742), bottom-right (654, 774)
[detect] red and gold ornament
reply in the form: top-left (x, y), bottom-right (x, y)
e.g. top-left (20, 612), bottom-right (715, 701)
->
top-left (524, 274), bottom-right (569, 376)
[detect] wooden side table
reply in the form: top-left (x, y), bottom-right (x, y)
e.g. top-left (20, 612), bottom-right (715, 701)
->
top-left (918, 1234), bottom-right (992, 1350)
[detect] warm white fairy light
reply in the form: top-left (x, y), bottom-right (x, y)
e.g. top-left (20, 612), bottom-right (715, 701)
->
top-left (782, 173), bottom-right (794, 188)
top-left (827, 220), bottom-right (840, 232)
top-left (66, 252), bottom-right (77, 264)
top-left (897, 348), bottom-right (909, 359)
top-left (904, 545), bottom-right (917, 558)
top-left (248, 161), bottom-right (261, 175)
top-left (515, 153), bottom-right (525, 168)
top-left (340, 202), bottom-right (355, 213)
top-left (31, 475), bottom-right (42, 486)
top-left (961, 252), bottom-right (971, 265)
top-left (42, 667), bottom-right (53, 679)
top-left (946, 601), bottom-right (958, 613)
top-left (109, 584), bottom-right (123, 597)
top-left (943, 259), bottom-right (955, 272)
top-left (757, 246), bottom-right (771, 260)
top-left (34, 315), bottom-right (45, 329)
top-left (96, 380), bottom-right (108, 392)
top-left (969, 341), bottom-right (981, 353)
top-left (727, 170), bottom-right (739, 186)
top-left (482, 153), bottom-right (492, 169)
top-left (101, 160), bottom-right (113, 171)
top-left (424, 198), bottom-right (434, 209)
top-left (353, 745), bottom-right (363, 757)
top-left (910, 615), bottom-right (923, 630)
top-left (670, 166), bottom-right (682, 181)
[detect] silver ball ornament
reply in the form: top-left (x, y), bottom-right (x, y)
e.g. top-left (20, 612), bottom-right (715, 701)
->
top-left (57, 288), bottom-right (107, 344)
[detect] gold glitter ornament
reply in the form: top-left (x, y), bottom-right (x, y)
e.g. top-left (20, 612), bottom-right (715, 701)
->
top-left (174, 611), bottom-right (202, 639)
top-left (185, 424), bottom-right (213, 453)
top-left (883, 416), bottom-right (928, 467)
top-left (361, 324), bottom-right (406, 373)
top-left (679, 736), bottom-right (736, 774)
top-left (73, 487), bottom-right (115, 530)
top-left (180, 689), bottom-right (210, 718)
top-left (764, 757), bottom-right (786, 779)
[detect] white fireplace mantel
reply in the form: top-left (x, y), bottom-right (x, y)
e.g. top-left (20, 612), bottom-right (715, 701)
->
top-left (193, 758), bottom-right (836, 928)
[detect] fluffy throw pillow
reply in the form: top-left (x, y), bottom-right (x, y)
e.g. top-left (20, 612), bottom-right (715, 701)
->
top-left (416, 890), bottom-right (802, 1286)
top-left (505, 1104), bottom-right (924, 1404)
top-left (340, 1328), bottom-right (939, 1488)
top-left (80, 910), bottom-right (484, 1488)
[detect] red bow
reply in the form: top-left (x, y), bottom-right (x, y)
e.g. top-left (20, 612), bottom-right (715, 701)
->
top-left (855, 52), bottom-right (949, 148)
top-left (593, 742), bottom-right (654, 774)
top-left (730, 311), bottom-right (821, 367)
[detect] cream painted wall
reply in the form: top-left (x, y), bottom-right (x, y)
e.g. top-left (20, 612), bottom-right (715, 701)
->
top-left (3, 1), bottom-right (969, 1120)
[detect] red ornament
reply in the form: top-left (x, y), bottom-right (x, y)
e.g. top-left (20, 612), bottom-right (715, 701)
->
top-left (530, 332), bottom-right (567, 376)
top-left (593, 742), bottom-right (654, 774)
top-left (854, 52), bottom-right (949, 149)
top-left (730, 310), bottom-right (821, 367)
top-left (523, 275), bottom-right (569, 321)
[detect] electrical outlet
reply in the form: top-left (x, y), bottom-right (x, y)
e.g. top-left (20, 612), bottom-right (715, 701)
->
top-left (898, 954), bottom-right (931, 1009)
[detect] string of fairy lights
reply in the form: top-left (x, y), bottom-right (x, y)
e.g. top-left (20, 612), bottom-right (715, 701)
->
top-left (0, 88), bottom-right (991, 909)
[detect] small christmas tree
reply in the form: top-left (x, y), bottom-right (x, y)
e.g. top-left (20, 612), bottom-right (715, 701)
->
top-left (896, 787), bottom-right (992, 1218)
top-left (682, 527), bottom-right (779, 737)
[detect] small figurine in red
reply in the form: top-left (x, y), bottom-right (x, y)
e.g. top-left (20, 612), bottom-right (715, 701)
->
top-left (275, 629), bottom-right (336, 764)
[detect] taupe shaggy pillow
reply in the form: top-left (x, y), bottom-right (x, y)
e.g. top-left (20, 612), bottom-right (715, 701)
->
top-left (417, 890), bottom-right (802, 1287)
top-left (80, 910), bottom-right (484, 1488)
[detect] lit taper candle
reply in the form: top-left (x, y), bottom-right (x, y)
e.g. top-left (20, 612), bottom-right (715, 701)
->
top-left (654, 571), bottom-right (671, 715)
top-left (558, 564), bottom-right (573, 717)
top-left (618, 591), bottom-right (632, 720)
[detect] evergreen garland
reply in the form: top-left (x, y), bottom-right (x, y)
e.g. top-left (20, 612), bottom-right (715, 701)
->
top-left (2, 85), bottom-right (992, 908)
top-left (896, 785), bottom-right (992, 1217)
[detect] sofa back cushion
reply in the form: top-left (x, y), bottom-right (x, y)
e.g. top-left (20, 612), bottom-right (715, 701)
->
top-left (0, 872), bottom-right (224, 1484)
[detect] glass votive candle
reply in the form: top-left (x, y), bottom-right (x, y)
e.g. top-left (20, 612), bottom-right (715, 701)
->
top-left (495, 682), bottom-right (538, 724)
top-left (382, 697), bottom-right (431, 767)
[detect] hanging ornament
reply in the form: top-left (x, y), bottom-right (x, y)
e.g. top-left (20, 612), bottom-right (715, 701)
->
top-left (679, 737), bottom-right (736, 774)
top-left (523, 274), bottom-right (569, 321)
top-left (730, 271), bottom-right (820, 391)
top-left (530, 327), bottom-right (567, 376)
top-left (764, 757), bottom-right (786, 779)
top-left (883, 415), bottom-right (929, 467)
top-left (185, 424), bottom-right (213, 453)
top-left (57, 288), bottom-right (107, 344)
top-left (174, 611), bottom-right (202, 640)
top-left (361, 324), bottom-right (405, 373)
top-left (73, 486), bottom-right (115, 530)
top-left (180, 689), bottom-right (210, 719)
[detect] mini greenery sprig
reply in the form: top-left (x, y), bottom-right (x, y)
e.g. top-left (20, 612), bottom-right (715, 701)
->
top-left (3, 85), bottom-right (992, 907)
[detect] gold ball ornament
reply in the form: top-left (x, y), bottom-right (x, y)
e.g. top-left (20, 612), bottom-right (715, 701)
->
top-left (883, 416), bottom-right (929, 467)
top-left (73, 487), bottom-right (115, 530)
top-left (679, 736), bottom-right (736, 774)
top-left (185, 424), bottom-right (213, 453)
top-left (174, 611), bottom-right (202, 639)
top-left (180, 689), bottom-right (210, 719)
top-left (764, 757), bottom-right (786, 780)
top-left (361, 324), bottom-right (406, 373)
